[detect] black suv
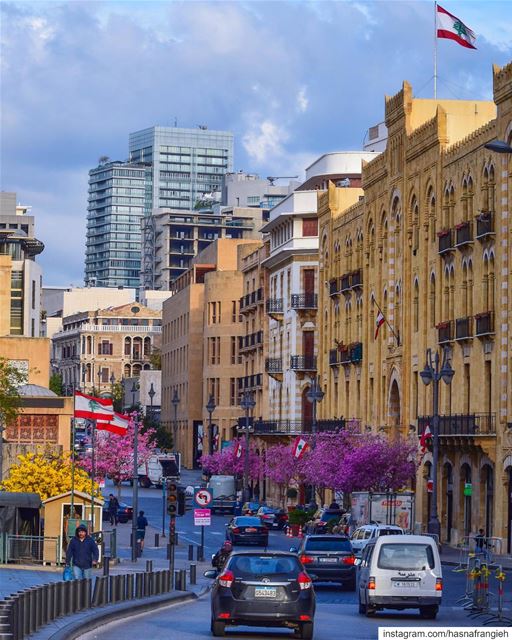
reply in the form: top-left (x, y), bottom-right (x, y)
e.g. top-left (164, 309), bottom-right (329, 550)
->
top-left (292, 535), bottom-right (356, 590)
top-left (205, 550), bottom-right (316, 638)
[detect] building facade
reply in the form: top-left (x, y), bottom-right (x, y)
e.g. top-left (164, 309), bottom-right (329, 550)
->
top-left (51, 302), bottom-right (161, 394)
top-left (318, 64), bottom-right (512, 546)
top-left (84, 161), bottom-right (150, 289)
top-left (222, 172), bottom-right (299, 209)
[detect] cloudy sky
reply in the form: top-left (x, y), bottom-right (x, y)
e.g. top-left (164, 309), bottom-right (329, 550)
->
top-left (2, 0), bottom-right (511, 286)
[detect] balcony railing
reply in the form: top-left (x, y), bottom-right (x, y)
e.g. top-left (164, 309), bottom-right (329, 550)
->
top-left (239, 331), bottom-right (263, 351)
top-left (54, 324), bottom-right (162, 339)
top-left (265, 358), bottom-right (283, 374)
top-left (455, 221), bottom-right (473, 247)
top-left (455, 316), bottom-right (473, 341)
top-left (329, 279), bottom-right (340, 297)
top-left (329, 348), bottom-right (339, 366)
top-left (476, 212), bottom-right (495, 239)
top-left (237, 373), bottom-right (263, 390)
top-left (249, 419), bottom-right (345, 436)
top-left (266, 299), bottom-right (283, 315)
top-left (437, 322), bottom-right (453, 344)
top-left (417, 413), bottom-right (496, 437)
top-left (351, 269), bottom-right (363, 289)
top-left (290, 355), bottom-right (317, 371)
top-left (475, 311), bottom-right (495, 337)
top-left (340, 275), bottom-right (351, 292)
top-left (291, 293), bottom-right (318, 310)
top-left (338, 346), bottom-right (351, 364)
top-left (438, 230), bottom-right (454, 255)
top-left (240, 288), bottom-right (263, 312)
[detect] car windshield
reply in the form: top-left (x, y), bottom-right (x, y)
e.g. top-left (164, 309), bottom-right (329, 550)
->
top-left (305, 538), bottom-right (352, 552)
top-left (235, 517), bottom-right (261, 526)
top-left (377, 544), bottom-right (435, 570)
top-left (228, 555), bottom-right (300, 576)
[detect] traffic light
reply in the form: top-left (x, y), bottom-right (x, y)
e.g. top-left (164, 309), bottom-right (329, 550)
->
top-left (167, 480), bottom-right (178, 516)
top-left (177, 487), bottom-right (186, 516)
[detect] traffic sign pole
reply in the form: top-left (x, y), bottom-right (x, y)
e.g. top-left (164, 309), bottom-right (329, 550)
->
top-left (200, 525), bottom-right (205, 561)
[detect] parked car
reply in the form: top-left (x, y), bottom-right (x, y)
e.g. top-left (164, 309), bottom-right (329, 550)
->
top-left (225, 516), bottom-right (269, 546)
top-left (305, 508), bottom-right (344, 534)
top-left (357, 534), bottom-right (442, 618)
top-left (257, 506), bottom-right (288, 530)
top-left (351, 524), bottom-right (404, 556)
top-left (292, 534), bottom-right (356, 590)
top-left (102, 500), bottom-right (133, 524)
top-left (241, 501), bottom-right (261, 516)
top-left (205, 550), bottom-right (316, 638)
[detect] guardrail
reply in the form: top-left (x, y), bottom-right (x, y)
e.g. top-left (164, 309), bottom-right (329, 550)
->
top-left (0, 561), bottom-right (190, 640)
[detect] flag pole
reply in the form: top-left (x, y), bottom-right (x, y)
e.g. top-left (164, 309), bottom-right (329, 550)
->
top-left (371, 295), bottom-right (400, 346)
top-left (71, 390), bottom-right (76, 518)
top-left (434, 1), bottom-right (438, 99)
top-left (91, 419), bottom-right (96, 532)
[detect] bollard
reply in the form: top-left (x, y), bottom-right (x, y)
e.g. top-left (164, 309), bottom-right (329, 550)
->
top-left (83, 579), bottom-right (92, 610)
top-left (135, 573), bottom-right (144, 599)
top-left (181, 569), bottom-right (187, 591)
top-left (109, 576), bottom-right (117, 604)
top-left (46, 583), bottom-right (55, 624)
top-left (154, 533), bottom-right (159, 548)
top-left (103, 555), bottom-right (111, 576)
top-left (167, 543), bottom-right (170, 560)
top-left (56, 581), bottom-right (65, 618)
top-left (174, 570), bottom-right (180, 591)
top-left (74, 579), bottom-right (82, 613)
top-left (188, 544), bottom-right (194, 561)
top-left (145, 560), bottom-right (153, 573)
top-left (190, 563), bottom-right (197, 585)
top-left (92, 577), bottom-right (101, 608)
top-left (35, 587), bottom-right (43, 630)
top-left (16, 591), bottom-right (25, 639)
top-left (197, 545), bottom-right (204, 562)
top-left (154, 571), bottom-right (161, 595)
top-left (126, 574), bottom-right (134, 601)
top-left (41, 585), bottom-right (48, 626)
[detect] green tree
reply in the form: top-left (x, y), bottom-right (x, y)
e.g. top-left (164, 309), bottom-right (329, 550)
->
top-left (0, 358), bottom-right (27, 479)
top-left (149, 347), bottom-right (161, 370)
top-left (49, 373), bottom-right (63, 396)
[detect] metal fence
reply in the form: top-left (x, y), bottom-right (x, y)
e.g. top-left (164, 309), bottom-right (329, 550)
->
top-left (1, 535), bottom-right (60, 566)
top-left (0, 564), bottom-right (183, 640)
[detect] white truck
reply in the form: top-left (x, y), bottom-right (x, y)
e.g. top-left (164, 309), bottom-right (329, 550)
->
top-left (208, 475), bottom-right (237, 514)
top-left (351, 491), bottom-right (415, 532)
top-left (138, 453), bottom-right (181, 488)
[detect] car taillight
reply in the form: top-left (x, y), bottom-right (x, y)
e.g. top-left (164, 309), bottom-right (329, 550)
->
top-left (299, 615), bottom-right (311, 621)
top-left (218, 570), bottom-right (234, 588)
top-left (232, 527), bottom-right (240, 534)
top-left (436, 578), bottom-right (443, 591)
top-left (342, 556), bottom-right (355, 565)
top-left (300, 554), bottom-right (314, 564)
top-left (298, 572), bottom-right (312, 590)
top-left (368, 576), bottom-right (376, 590)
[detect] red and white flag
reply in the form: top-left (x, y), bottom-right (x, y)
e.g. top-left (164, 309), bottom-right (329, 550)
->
top-left (292, 436), bottom-right (310, 459)
top-left (97, 411), bottom-right (130, 435)
top-left (436, 4), bottom-right (476, 49)
top-left (374, 310), bottom-right (385, 339)
top-left (74, 391), bottom-right (114, 421)
top-left (419, 424), bottom-right (433, 454)
top-left (234, 442), bottom-right (242, 458)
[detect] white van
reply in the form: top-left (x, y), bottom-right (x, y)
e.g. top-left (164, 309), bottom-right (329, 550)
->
top-left (357, 534), bottom-right (442, 619)
top-left (351, 524), bottom-right (404, 556)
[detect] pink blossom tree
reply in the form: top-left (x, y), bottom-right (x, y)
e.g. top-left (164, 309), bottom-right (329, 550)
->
top-left (200, 439), bottom-right (261, 480)
top-left (79, 413), bottom-right (157, 498)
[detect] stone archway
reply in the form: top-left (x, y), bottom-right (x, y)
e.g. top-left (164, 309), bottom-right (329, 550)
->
top-left (389, 378), bottom-right (401, 432)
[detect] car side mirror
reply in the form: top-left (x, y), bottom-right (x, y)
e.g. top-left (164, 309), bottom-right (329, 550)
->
top-left (289, 547), bottom-right (298, 553)
top-left (204, 570), bottom-right (218, 579)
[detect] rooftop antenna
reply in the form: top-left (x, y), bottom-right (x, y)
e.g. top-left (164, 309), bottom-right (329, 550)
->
top-left (267, 176), bottom-right (298, 186)
top-left (174, 117), bottom-right (177, 127)
top-left (198, 124), bottom-right (208, 130)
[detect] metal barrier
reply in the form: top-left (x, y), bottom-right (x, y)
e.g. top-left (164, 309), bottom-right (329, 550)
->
top-left (0, 566), bottom-right (178, 639)
top-left (454, 535), bottom-right (504, 572)
top-left (4, 535), bottom-right (60, 566)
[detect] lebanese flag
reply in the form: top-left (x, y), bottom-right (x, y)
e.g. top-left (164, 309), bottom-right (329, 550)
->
top-left (419, 424), bottom-right (433, 454)
top-left (436, 4), bottom-right (476, 49)
top-left (74, 391), bottom-right (114, 421)
top-left (97, 411), bottom-right (130, 435)
top-left (292, 437), bottom-right (310, 460)
top-left (374, 311), bottom-right (385, 339)
top-left (234, 442), bottom-right (242, 458)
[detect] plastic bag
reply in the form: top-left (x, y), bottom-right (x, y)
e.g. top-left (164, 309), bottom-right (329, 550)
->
top-left (63, 566), bottom-right (73, 581)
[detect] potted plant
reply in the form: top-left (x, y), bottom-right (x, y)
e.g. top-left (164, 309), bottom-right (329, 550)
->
top-left (288, 509), bottom-right (310, 536)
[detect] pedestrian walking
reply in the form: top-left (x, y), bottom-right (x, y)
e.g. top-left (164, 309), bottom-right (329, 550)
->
top-left (65, 525), bottom-right (99, 579)
top-left (475, 528), bottom-right (489, 561)
top-left (108, 493), bottom-right (120, 526)
top-left (136, 510), bottom-right (149, 554)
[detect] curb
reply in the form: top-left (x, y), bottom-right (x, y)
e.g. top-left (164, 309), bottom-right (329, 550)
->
top-left (45, 591), bottom-right (196, 640)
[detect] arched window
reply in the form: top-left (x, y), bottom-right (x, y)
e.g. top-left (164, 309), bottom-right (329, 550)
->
top-left (428, 187), bottom-right (436, 243)
top-left (413, 279), bottom-right (419, 333)
top-left (429, 274), bottom-right (436, 327)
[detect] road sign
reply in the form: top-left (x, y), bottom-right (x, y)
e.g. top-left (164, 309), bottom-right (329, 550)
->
top-left (194, 508), bottom-right (211, 526)
top-left (194, 488), bottom-right (212, 508)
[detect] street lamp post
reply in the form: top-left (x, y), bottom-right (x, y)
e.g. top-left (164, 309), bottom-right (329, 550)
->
top-left (131, 381), bottom-right (139, 562)
top-left (206, 395), bottom-right (216, 456)
top-left (239, 390), bottom-right (256, 503)
top-left (171, 389), bottom-right (180, 452)
top-left (148, 382), bottom-right (156, 425)
top-left (420, 347), bottom-right (455, 539)
top-left (306, 376), bottom-right (324, 506)
top-left (484, 140), bottom-right (512, 154)
top-left (110, 373), bottom-right (116, 405)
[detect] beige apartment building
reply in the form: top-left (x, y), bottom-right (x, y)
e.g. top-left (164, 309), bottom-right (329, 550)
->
top-left (51, 302), bottom-right (161, 394)
top-left (318, 62), bottom-right (512, 546)
top-left (161, 238), bottom-right (260, 468)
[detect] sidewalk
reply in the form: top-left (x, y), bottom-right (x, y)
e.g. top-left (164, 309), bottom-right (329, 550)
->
top-left (441, 544), bottom-right (512, 570)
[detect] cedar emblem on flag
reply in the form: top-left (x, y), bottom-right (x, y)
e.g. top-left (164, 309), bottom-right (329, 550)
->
top-left (374, 310), bottom-right (385, 339)
top-left (436, 4), bottom-right (476, 49)
top-left (292, 436), bottom-right (310, 459)
top-left (234, 442), bottom-right (242, 458)
top-left (74, 391), bottom-right (114, 421)
top-left (419, 424), bottom-right (433, 455)
top-left (97, 411), bottom-right (130, 435)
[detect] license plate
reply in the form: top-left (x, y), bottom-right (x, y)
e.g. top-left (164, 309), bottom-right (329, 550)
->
top-left (393, 581), bottom-right (419, 588)
top-left (245, 527), bottom-right (257, 533)
top-left (255, 587), bottom-right (277, 598)
top-left (319, 557), bottom-right (338, 563)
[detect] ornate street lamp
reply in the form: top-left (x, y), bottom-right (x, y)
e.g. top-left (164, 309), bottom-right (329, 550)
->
top-left (306, 376), bottom-right (324, 505)
top-left (148, 382), bottom-right (156, 423)
top-left (171, 389), bottom-right (180, 452)
top-left (206, 394), bottom-right (216, 456)
top-left (239, 390), bottom-right (256, 503)
top-left (420, 347), bottom-right (455, 539)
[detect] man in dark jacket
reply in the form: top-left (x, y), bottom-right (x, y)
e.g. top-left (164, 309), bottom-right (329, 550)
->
top-left (107, 494), bottom-right (120, 525)
top-left (65, 525), bottom-right (99, 579)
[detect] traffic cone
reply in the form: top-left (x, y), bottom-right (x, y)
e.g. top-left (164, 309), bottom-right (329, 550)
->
top-left (286, 526), bottom-right (292, 538)
top-left (298, 525), bottom-right (304, 538)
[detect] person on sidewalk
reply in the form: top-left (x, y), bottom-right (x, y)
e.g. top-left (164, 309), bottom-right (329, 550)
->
top-left (212, 540), bottom-right (232, 571)
top-left (475, 528), bottom-right (490, 561)
top-left (136, 510), bottom-right (149, 553)
top-left (65, 525), bottom-right (99, 579)
top-left (107, 493), bottom-right (120, 526)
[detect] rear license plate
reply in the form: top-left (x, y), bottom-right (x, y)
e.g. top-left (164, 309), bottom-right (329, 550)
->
top-left (246, 527), bottom-right (257, 533)
top-left (255, 587), bottom-right (277, 598)
top-left (319, 557), bottom-right (338, 563)
top-left (393, 581), bottom-right (419, 588)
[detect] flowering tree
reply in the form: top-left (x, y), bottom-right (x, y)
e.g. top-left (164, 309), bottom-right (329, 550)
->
top-left (200, 439), bottom-right (261, 479)
top-left (80, 414), bottom-right (156, 497)
top-left (1, 451), bottom-right (99, 500)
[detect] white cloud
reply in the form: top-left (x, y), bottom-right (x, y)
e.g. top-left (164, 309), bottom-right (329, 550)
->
top-left (243, 119), bottom-right (289, 165)
top-left (297, 86), bottom-right (309, 113)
